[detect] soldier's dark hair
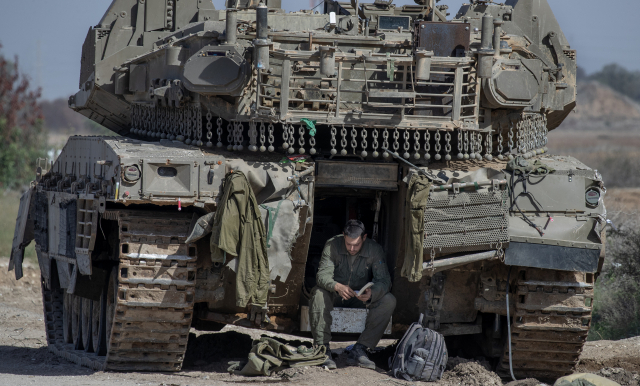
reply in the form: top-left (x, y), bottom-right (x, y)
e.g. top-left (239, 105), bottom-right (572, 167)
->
top-left (343, 219), bottom-right (366, 239)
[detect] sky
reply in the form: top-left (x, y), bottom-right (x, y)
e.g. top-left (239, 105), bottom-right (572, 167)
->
top-left (0, 0), bottom-right (638, 100)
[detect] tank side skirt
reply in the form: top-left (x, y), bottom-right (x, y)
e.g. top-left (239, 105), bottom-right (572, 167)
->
top-left (40, 210), bottom-right (196, 372)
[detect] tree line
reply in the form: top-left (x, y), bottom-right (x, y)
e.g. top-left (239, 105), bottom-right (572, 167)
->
top-left (0, 44), bottom-right (46, 189)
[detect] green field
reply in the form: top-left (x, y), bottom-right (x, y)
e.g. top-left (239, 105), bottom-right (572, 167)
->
top-left (0, 190), bottom-right (36, 262)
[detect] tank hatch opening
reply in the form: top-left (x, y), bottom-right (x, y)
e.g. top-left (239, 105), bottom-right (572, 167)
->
top-left (303, 188), bottom-right (389, 295)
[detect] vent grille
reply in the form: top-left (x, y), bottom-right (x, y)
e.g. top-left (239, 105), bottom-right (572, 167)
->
top-left (423, 188), bottom-right (509, 254)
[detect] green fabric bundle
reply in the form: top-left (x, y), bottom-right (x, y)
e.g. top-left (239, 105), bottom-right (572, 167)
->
top-left (228, 337), bottom-right (327, 376)
top-left (506, 155), bottom-right (555, 175)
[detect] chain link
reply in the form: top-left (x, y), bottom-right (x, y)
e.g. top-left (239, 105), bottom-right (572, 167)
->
top-left (434, 130), bottom-right (442, 161)
top-left (351, 126), bottom-right (358, 155)
top-left (392, 128), bottom-right (400, 154)
top-left (248, 121), bottom-right (258, 152)
top-left (282, 123), bottom-right (290, 150)
top-left (287, 124), bottom-right (295, 154)
top-left (340, 125), bottom-right (348, 156)
top-left (139, 105), bottom-right (145, 135)
top-left (298, 125), bottom-right (306, 154)
top-left (360, 128), bottom-right (368, 157)
top-left (163, 107), bottom-right (169, 138)
top-left (215, 118), bottom-right (223, 147)
top-left (268, 123), bottom-right (275, 152)
top-left (528, 117), bottom-right (533, 155)
top-left (484, 130), bottom-right (492, 161)
top-left (184, 107), bottom-right (193, 144)
top-left (196, 105), bottom-right (203, 146)
top-left (232, 121), bottom-right (239, 151)
top-left (413, 130), bottom-right (421, 160)
top-left (463, 130), bottom-right (469, 159)
top-left (445, 132), bottom-right (452, 161)
top-left (476, 132), bottom-right (483, 160)
top-left (424, 130), bottom-right (431, 160)
top-left (372, 129), bottom-right (379, 158)
top-left (259, 122), bottom-right (266, 152)
top-left (161, 107), bottom-right (166, 138)
top-left (173, 108), bottom-right (179, 140)
top-left (330, 126), bottom-right (337, 155)
top-left (508, 122), bottom-right (514, 160)
top-left (226, 121), bottom-right (234, 151)
top-left (402, 129), bottom-right (410, 159)
top-left (382, 129), bottom-right (390, 158)
top-left (131, 104), bottom-right (138, 135)
top-left (309, 130), bottom-right (317, 155)
top-left (205, 110), bottom-right (213, 147)
top-left (177, 109), bottom-right (185, 141)
top-left (239, 121), bottom-right (245, 151)
top-left (457, 129), bottom-right (463, 159)
top-left (148, 106), bottom-right (155, 137)
top-left (516, 120), bottom-right (524, 155)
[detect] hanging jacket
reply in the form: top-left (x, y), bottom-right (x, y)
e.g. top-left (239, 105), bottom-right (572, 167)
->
top-left (210, 171), bottom-right (270, 307)
top-left (400, 172), bottom-right (432, 282)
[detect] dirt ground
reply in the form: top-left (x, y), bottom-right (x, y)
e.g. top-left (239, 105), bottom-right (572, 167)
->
top-left (1, 258), bottom-right (639, 386)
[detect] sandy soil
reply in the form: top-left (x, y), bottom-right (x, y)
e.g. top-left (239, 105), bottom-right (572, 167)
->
top-left (1, 258), bottom-right (639, 386)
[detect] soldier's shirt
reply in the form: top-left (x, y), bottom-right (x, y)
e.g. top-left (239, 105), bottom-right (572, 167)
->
top-left (316, 235), bottom-right (391, 304)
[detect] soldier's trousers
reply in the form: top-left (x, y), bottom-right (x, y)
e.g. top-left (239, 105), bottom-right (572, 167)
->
top-left (309, 286), bottom-right (396, 349)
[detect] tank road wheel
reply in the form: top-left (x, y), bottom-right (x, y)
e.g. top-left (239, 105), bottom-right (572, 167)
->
top-left (82, 298), bottom-right (93, 352)
top-left (92, 290), bottom-right (108, 355)
top-left (105, 267), bottom-right (118, 354)
top-left (72, 295), bottom-right (83, 350)
top-left (40, 271), bottom-right (107, 370)
top-left (62, 292), bottom-right (73, 344)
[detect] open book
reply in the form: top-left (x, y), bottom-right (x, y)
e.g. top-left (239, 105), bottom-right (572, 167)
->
top-left (355, 282), bottom-right (374, 296)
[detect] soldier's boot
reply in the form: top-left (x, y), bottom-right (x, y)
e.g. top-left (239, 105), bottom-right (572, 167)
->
top-left (319, 344), bottom-right (337, 370)
top-left (347, 343), bottom-right (376, 370)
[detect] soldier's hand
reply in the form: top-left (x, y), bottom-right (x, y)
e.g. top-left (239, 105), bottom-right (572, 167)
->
top-left (356, 288), bottom-right (371, 303)
top-left (334, 283), bottom-right (356, 300)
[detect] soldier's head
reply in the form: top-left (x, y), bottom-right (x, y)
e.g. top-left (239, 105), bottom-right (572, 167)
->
top-left (343, 219), bottom-right (367, 256)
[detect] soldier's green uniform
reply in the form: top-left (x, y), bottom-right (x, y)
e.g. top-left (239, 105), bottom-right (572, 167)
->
top-left (310, 235), bottom-right (396, 349)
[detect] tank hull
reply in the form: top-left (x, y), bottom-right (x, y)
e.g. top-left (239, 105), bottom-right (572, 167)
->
top-left (12, 136), bottom-right (606, 378)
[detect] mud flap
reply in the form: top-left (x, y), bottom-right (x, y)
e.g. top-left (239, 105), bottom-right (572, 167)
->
top-left (505, 242), bottom-right (600, 273)
top-left (9, 187), bottom-right (35, 280)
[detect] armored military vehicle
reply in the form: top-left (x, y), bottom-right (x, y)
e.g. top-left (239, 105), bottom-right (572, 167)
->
top-left (10, 0), bottom-right (607, 380)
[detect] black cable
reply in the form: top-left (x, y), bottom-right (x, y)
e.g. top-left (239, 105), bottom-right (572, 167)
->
top-left (508, 169), bottom-right (545, 236)
top-left (506, 267), bottom-right (516, 381)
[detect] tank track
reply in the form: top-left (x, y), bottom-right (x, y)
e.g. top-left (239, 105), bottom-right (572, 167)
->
top-left (498, 269), bottom-right (594, 380)
top-left (41, 210), bottom-right (196, 371)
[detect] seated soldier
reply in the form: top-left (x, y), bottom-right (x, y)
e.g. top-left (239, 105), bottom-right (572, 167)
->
top-left (309, 219), bottom-right (396, 370)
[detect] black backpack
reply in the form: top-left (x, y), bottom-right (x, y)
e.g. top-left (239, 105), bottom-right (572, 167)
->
top-left (389, 314), bottom-right (448, 382)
